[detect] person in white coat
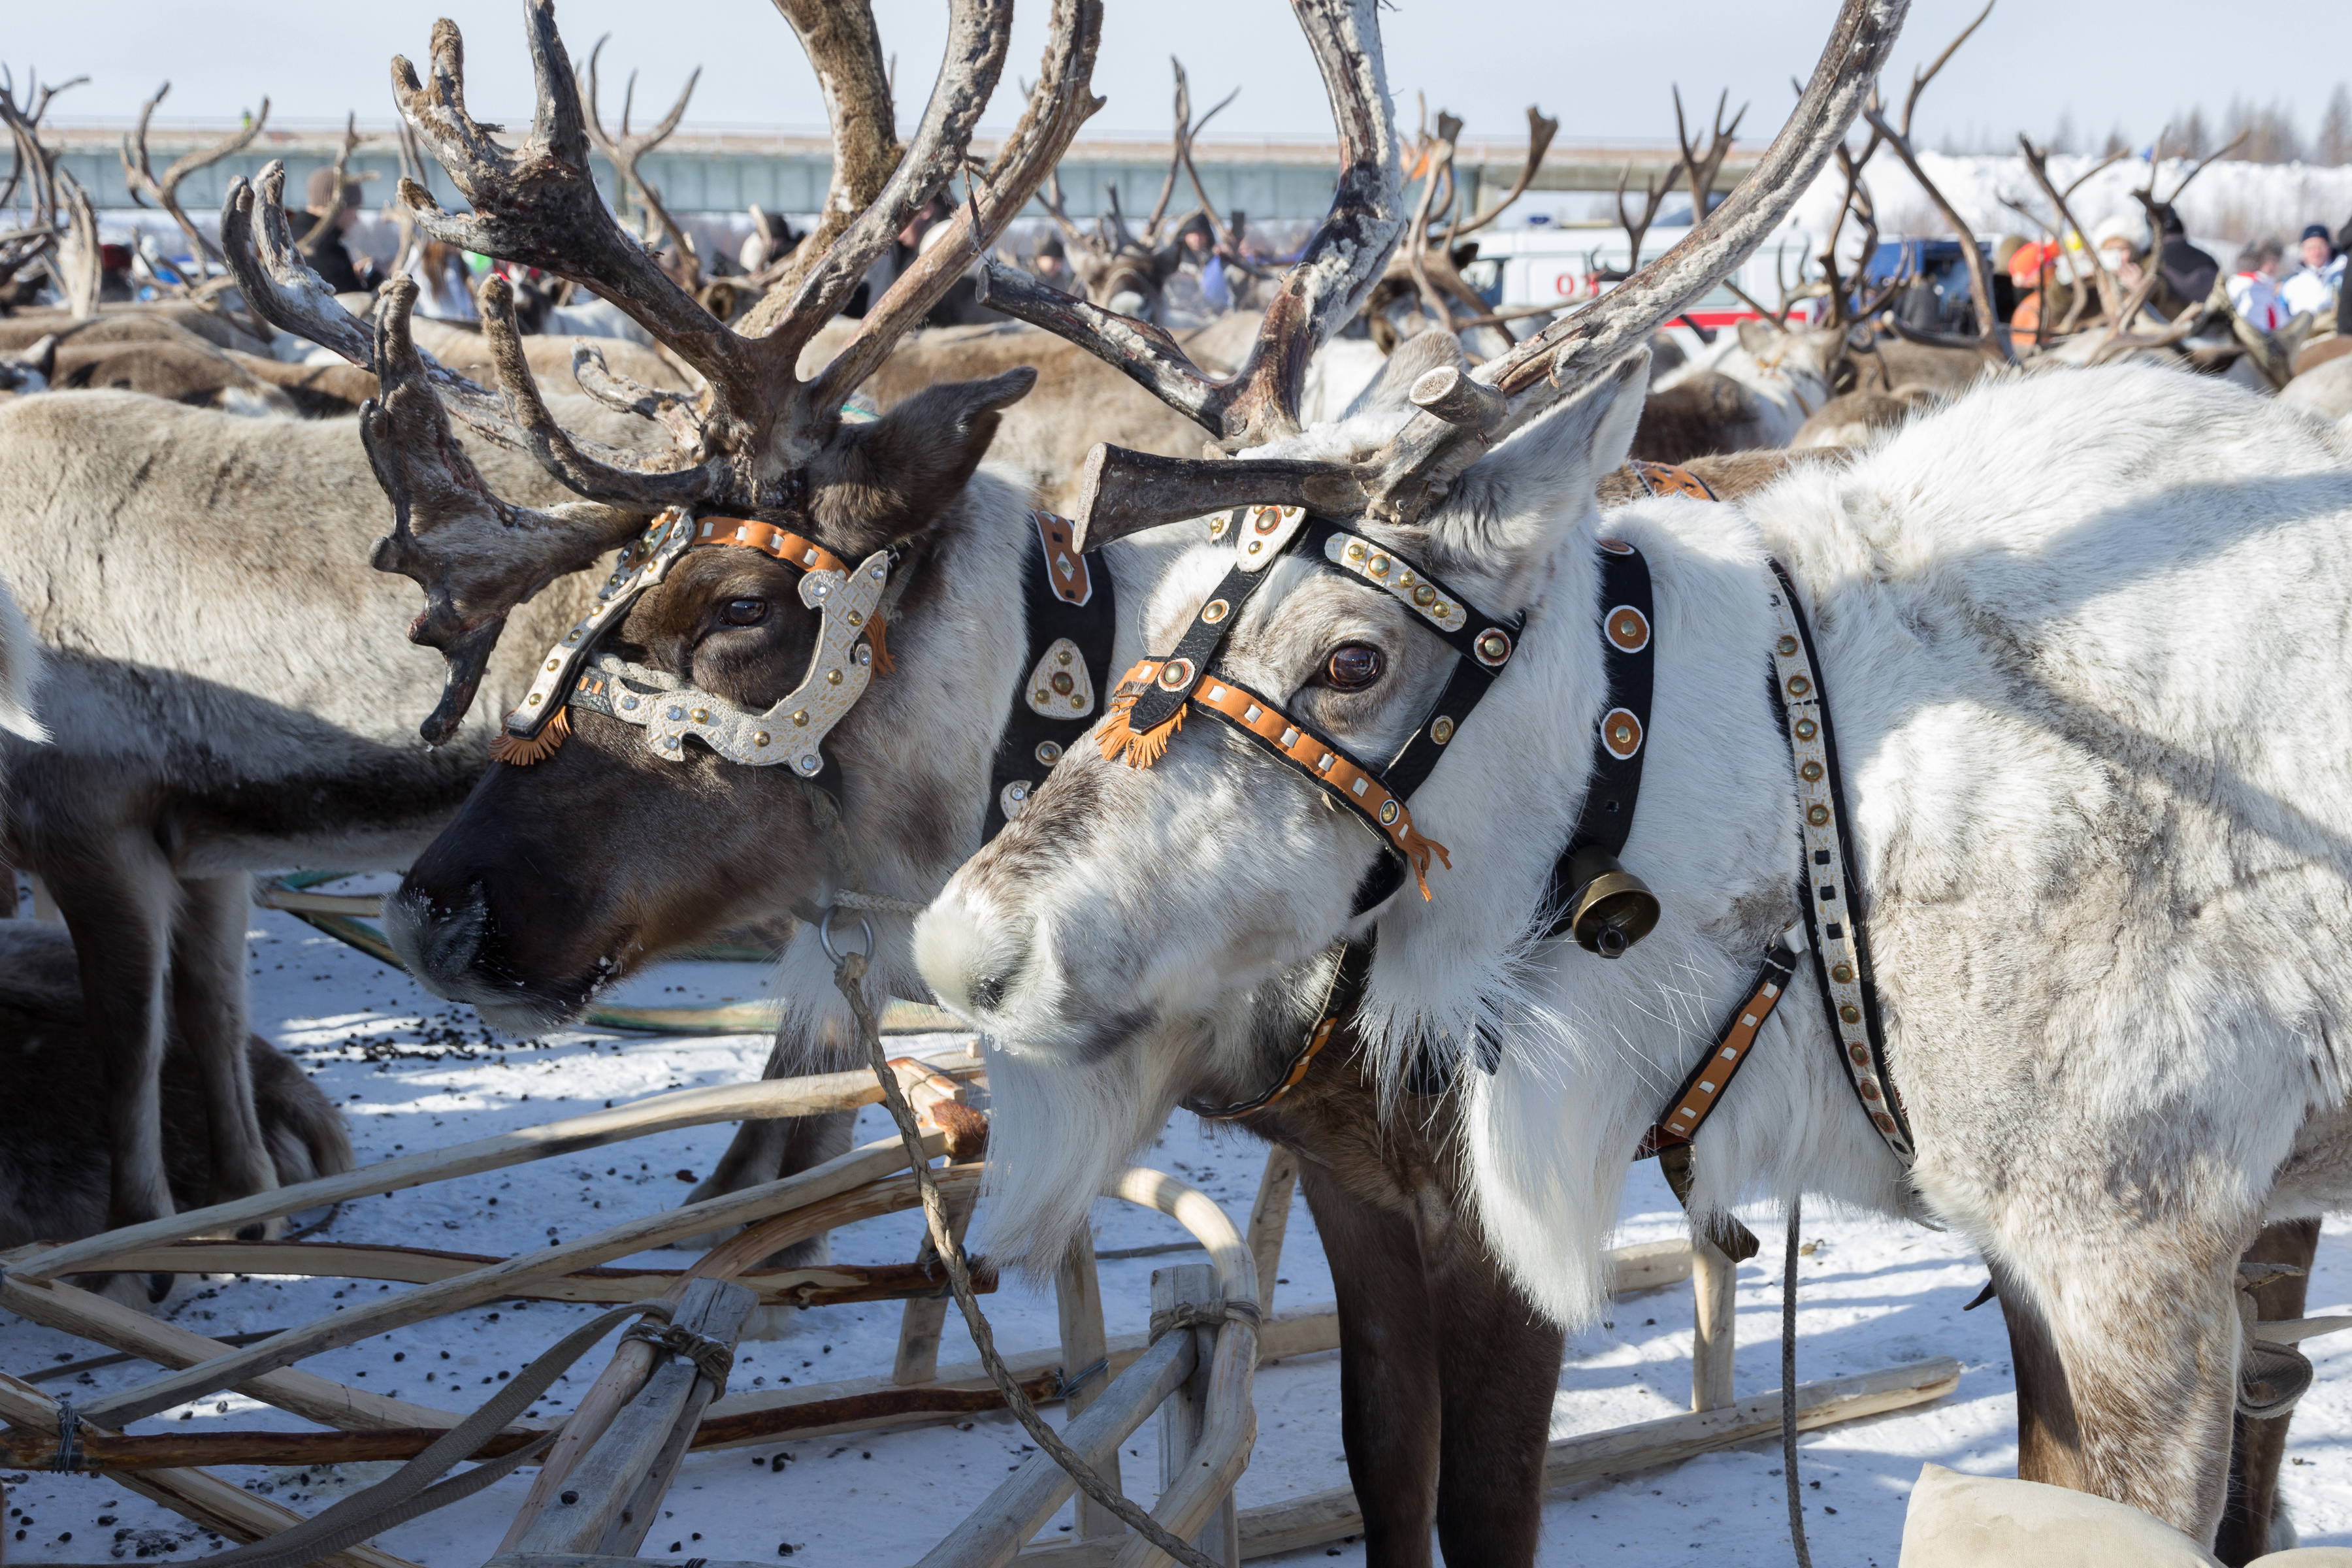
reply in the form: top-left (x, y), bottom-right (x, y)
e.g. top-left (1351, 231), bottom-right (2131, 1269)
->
top-left (2279, 223), bottom-right (2344, 321)
top-left (2228, 237), bottom-right (2292, 331)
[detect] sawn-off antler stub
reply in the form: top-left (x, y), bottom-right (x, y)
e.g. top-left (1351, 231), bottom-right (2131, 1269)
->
top-left (222, 0), bottom-right (1105, 742)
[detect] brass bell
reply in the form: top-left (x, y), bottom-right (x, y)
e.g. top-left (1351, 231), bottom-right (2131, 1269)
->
top-left (1561, 845), bottom-right (1661, 958)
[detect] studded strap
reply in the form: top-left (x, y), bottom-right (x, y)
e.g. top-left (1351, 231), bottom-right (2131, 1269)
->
top-left (1769, 560), bottom-right (1915, 1166)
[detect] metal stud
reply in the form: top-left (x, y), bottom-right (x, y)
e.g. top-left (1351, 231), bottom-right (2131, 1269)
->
top-left (546, 659), bottom-right (561, 672)
top-left (1807, 804), bottom-right (1831, 826)
top-left (1800, 760), bottom-right (1824, 781)
top-left (755, 731), bottom-right (770, 746)
top-left (793, 710), bottom-right (809, 727)
top-left (1036, 740), bottom-right (1064, 766)
top-left (1793, 719), bottom-right (1817, 741)
top-left (1412, 583), bottom-right (1437, 606)
top-left (1838, 1004), bottom-right (1861, 1024)
top-left (1476, 630), bottom-right (1512, 665)
top-left (1051, 672), bottom-right (1075, 696)
top-left (1778, 635), bottom-right (1799, 656)
top-left (1201, 599), bottom-right (1230, 624)
top-left (691, 708), bottom-right (710, 724)
top-left (667, 706), bottom-right (685, 722)
top-left (826, 669), bottom-right (842, 685)
top-left (1831, 962), bottom-right (1854, 984)
top-left (1430, 716), bottom-right (1455, 744)
top-left (1367, 553), bottom-right (1390, 576)
top-left (1786, 674), bottom-right (1812, 697)
top-left (798, 753), bottom-right (821, 773)
top-left (1378, 800), bottom-right (1400, 825)
top-left (527, 693), bottom-right (542, 706)
top-left (1253, 506), bottom-right (1281, 534)
top-left (622, 696), bottom-right (639, 710)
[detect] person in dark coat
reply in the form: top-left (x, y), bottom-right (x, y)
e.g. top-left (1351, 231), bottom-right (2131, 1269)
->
top-left (2155, 208), bottom-right (2219, 318)
top-left (287, 167), bottom-right (370, 295)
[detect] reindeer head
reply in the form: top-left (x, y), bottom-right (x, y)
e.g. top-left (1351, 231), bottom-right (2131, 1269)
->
top-left (918, 0), bottom-right (1908, 1059)
top-left (220, 0), bottom-right (1109, 1021)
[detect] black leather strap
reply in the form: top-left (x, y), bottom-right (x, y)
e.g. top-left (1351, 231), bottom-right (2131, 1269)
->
top-left (1537, 542), bottom-right (1656, 939)
top-left (1115, 554), bottom-right (1268, 736)
top-left (982, 524), bottom-right (1118, 843)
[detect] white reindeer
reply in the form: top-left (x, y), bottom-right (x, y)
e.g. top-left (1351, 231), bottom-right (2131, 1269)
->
top-left (915, 13), bottom-right (2352, 1550)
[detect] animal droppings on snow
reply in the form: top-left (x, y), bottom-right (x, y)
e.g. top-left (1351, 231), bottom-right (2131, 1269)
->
top-left (5, 892), bottom-right (2351, 1563)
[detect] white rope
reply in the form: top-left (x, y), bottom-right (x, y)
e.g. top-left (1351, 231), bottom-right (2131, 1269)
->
top-left (832, 889), bottom-right (930, 915)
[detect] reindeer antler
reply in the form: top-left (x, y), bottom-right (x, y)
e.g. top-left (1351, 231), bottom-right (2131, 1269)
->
top-left (1672, 87), bottom-right (1747, 222)
top-left (120, 81), bottom-right (272, 270)
top-left (0, 67), bottom-right (87, 297)
top-left (1437, 105), bottom-right (1559, 243)
top-left (977, 0), bottom-right (1404, 458)
top-left (581, 38), bottom-right (703, 289)
top-left (227, 0), bottom-right (1101, 740)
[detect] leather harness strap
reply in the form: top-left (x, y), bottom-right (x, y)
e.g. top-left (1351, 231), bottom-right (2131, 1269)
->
top-left (1769, 561), bottom-right (1915, 1164)
top-left (981, 512), bottom-right (1119, 843)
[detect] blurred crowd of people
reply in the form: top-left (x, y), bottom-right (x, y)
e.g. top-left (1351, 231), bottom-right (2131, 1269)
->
top-left (1999, 207), bottom-right (2349, 339)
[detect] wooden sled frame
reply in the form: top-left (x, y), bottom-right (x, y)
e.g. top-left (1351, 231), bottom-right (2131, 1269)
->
top-left (0, 1070), bottom-right (1959, 1567)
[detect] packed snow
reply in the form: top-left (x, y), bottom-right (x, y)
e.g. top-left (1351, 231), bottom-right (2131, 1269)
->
top-left (6, 885), bottom-right (2351, 1566)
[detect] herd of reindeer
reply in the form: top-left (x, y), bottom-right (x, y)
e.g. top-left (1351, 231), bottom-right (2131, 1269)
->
top-left (5, 0), bottom-right (2352, 1560)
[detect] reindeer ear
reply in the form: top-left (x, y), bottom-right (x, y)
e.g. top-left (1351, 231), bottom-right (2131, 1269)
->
top-left (808, 368), bottom-right (1037, 555)
top-left (1405, 350), bottom-right (1650, 586)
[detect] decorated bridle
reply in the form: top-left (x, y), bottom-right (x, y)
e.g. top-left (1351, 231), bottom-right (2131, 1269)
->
top-left (491, 506), bottom-right (896, 778)
top-left (1108, 459), bottom-right (1915, 1204)
top-left (1092, 478), bottom-right (1673, 1119)
top-left (493, 500), bottom-right (1121, 878)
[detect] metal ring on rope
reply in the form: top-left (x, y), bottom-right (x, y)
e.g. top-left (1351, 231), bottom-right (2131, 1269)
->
top-left (818, 906), bottom-right (874, 964)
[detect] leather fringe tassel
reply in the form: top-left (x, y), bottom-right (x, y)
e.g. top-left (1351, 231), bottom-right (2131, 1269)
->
top-left (1399, 824), bottom-right (1452, 900)
top-left (489, 707), bottom-right (569, 766)
top-left (864, 614), bottom-right (894, 676)
top-left (1097, 693), bottom-right (1183, 769)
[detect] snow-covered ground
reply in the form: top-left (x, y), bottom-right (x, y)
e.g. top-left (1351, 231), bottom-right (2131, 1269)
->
top-left (7, 888), bottom-right (2352, 1566)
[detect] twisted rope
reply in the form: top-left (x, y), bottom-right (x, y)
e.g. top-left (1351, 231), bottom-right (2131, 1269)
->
top-left (619, 1320), bottom-right (736, 1392)
top-left (1784, 1199), bottom-right (1812, 1568)
top-left (836, 950), bottom-right (1232, 1568)
top-left (1150, 1299), bottom-right (1260, 1343)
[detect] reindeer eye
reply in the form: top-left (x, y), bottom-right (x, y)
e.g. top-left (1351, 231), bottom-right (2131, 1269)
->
top-left (1322, 644), bottom-right (1384, 691)
top-left (719, 598), bottom-right (769, 627)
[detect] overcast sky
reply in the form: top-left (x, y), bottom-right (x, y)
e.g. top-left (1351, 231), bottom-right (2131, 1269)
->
top-left (16, 0), bottom-right (2352, 155)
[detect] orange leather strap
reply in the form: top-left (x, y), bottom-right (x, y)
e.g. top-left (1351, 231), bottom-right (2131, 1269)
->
top-left (1636, 938), bottom-right (1801, 1158)
top-left (691, 515), bottom-right (848, 577)
top-left (1629, 459), bottom-right (1720, 502)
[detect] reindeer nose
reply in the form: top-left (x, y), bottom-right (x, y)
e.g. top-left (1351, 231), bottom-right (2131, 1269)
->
top-left (384, 883), bottom-right (488, 994)
top-left (913, 896), bottom-right (1032, 1022)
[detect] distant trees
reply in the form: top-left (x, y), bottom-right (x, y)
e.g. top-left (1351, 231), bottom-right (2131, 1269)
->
top-left (1927, 89), bottom-right (2352, 166)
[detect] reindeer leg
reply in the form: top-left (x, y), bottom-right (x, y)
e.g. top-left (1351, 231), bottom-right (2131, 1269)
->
top-left (1426, 1203), bottom-right (1561, 1565)
top-left (169, 874), bottom-right (280, 1230)
top-left (758, 1108), bottom-right (860, 1269)
top-left (2214, 1218), bottom-right (2321, 1565)
top-left (1299, 1159), bottom-right (1440, 1568)
top-left (42, 830), bottom-right (178, 1296)
top-left (1993, 1232), bottom-right (2244, 1542)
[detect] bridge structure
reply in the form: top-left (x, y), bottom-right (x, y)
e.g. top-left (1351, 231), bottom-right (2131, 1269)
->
top-left (42, 119), bottom-right (1757, 234)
